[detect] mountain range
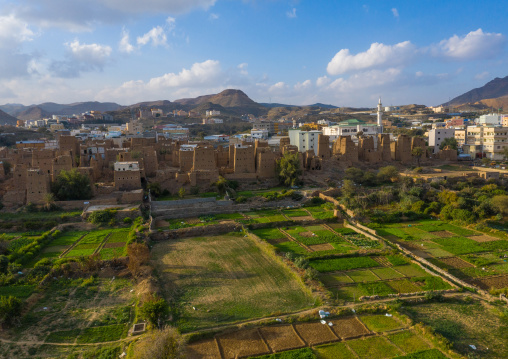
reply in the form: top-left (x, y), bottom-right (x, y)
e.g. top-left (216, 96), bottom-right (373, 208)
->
top-left (443, 75), bottom-right (508, 110)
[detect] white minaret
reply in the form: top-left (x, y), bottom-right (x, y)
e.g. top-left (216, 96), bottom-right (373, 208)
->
top-left (377, 97), bottom-right (383, 132)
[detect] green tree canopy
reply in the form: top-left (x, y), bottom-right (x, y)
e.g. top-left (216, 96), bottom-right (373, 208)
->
top-left (276, 152), bottom-right (302, 187)
top-left (0, 295), bottom-right (22, 327)
top-left (439, 137), bottom-right (458, 150)
top-left (50, 169), bottom-right (92, 201)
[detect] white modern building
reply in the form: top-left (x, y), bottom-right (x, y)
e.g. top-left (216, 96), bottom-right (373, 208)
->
top-left (251, 129), bottom-right (269, 140)
top-left (206, 110), bottom-right (221, 116)
top-left (288, 129), bottom-right (321, 155)
top-left (322, 119), bottom-right (381, 142)
top-left (428, 128), bottom-right (455, 153)
top-left (478, 113), bottom-right (501, 125)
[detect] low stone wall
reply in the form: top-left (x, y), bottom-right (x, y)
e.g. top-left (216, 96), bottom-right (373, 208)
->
top-left (355, 222), bottom-right (377, 236)
top-left (343, 222), bottom-right (380, 242)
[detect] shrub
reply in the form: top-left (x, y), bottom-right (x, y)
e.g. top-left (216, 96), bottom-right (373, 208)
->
top-left (88, 209), bottom-right (116, 224)
top-left (140, 297), bottom-right (169, 328)
top-left (123, 217), bottom-right (133, 224)
top-left (0, 295), bottom-right (22, 327)
top-left (131, 326), bottom-right (185, 359)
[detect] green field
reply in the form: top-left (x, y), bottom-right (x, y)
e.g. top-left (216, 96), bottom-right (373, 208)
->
top-left (151, 233), bottom-right (315, 332)
top-left (309, 256), bottom-right (379, 272)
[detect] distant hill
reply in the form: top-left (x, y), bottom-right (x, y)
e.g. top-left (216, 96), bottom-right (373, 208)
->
top-left (0, 101), bottom-right (123, 118)
top-left (260, 103), bottom-right (294, 108)
top-left (307, 103), bottom-right (338, 109)
top-left (0, 103), bottom-right (26, 116)
top-left (0, 109), bottom-right (19, 125)
top-left (444, 76), bottom-right (508, 106)
top-left (16, 106), bottom-right (51, 121)
top-left (480, 94), bottom-right (508, 111)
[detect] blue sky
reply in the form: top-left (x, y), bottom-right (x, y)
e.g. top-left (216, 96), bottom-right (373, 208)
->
top-left (0, 0), bottom-right (507, 107)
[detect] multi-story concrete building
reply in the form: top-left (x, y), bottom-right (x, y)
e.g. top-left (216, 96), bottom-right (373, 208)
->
top-left (251, 129), bottom-right (269, 140)
top-left (460, 126), bottom-right (508, 160)
top-left (478, 113), bottom-right (501, 125)
top-left (428, 128), bottom-right (455, 153)
top-left (322, 119), bottom-right (381, 142)
top-left (288, 129), bottom-right (322, 155)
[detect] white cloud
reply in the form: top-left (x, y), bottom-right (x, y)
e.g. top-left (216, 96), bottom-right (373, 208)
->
top-left (294, 80), bottom-right (311, 90)
top-left (67, 40), bottom-right (112, 64)
top-left (137, 26), bottom-right (167, 46)
top-left (415, 71), bottom-right (424, 77)
top-left (286, 8), bottom-right (297, 19)
top-left (209, 13), bottom-right (219, 20)
top-left (238, 63), bottom-right (248, 75)
top-left (119, 29), bottom-right (135, 53)
top-left (102, 0), bottom-right (216, 14)
top-left (49, 40), bottom-right (112, 78)
top-left (391, 8), bottom-right (399, 19)
top-left (0, 14), bottom-right (36, 79)
top-left (316, 76), bottom-right (330, 87)
top-left (436, 29), bottom-right (505, 60)
top-left (475, 71), bottom-right (490, 80)
top-left (269, 82), bottom-right (288, 92)
top-left (362, 5), bottom-right (369, 13)
top-left (327, 41), bottom-right (416, 75)
top-left (327, 68), bottom-right (402, 92)
top-left (0, 14), bottom-right (34, 45)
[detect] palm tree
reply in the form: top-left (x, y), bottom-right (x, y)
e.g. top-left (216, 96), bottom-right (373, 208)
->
top-left (412, 147), bottom-right (424, 167)
top-left (43, 193), bottom-right (56, 211)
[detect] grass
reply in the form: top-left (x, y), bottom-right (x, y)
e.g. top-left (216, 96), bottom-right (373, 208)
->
top-left (79, 230), bottom-right (111, 244)
top-left (151, 233), bottom-right (314, 332)
top-left (252, 228), bottom-right (286, 241)
top-left (393, 264), bottom-right (428, 277)
top-left (7, 236), bottom-right (36, 251)
top-left (99, 247), bottom-right (125, 260)
top-left (388, 330), bottom-right (431, 353)
top-left (404, 300), bottom-right (508, 358)
top-left (45, 329), bottom-right (81, 343)
top-left (319, 273), bottom-right (354, 286)
top-left (49, 231), bottom-right (86, 246)
top-left (306, 206), bottom-right (335, 220)
top-left (0, 210), bottom-right (82, 221)
top-left (0, 285), bottom-right (35, 299)
top-left (309, 256), bottom-right (379, 272)
top-left (412, 276), bottom-right (453, 291)
top-left (387, 279), bottom-right (424, 293)
top-left (314, 342), bottom-right (356, 359)
top-left (282, 209), bottom-right (309, 217)
top-left (76, 324), bottom-right (125, 343)
top-left (274, 241), bottom-right (308, 256)
top-left (360, 315), bottom-right (404, 332)
top-left (107, 230), bottom-right (129, 243)
top-left (347, 269), bottom-right (379, 283)
top-left (356, 281), bottom-right (396, 297)
top-left (395, 349), bottom-right (448, 359)
top-left (347, 335), bottom-right (403, 358)
top-left (372, 267), bottom-right (405, 280)
top-left (431, 237), bottom-right (486, 255)
top-left (251, 348), bottom-right (316, 359)
top-left (214, 213), bottom-right (245, 220)
top-left (65, 248), bottom-right (96, 257)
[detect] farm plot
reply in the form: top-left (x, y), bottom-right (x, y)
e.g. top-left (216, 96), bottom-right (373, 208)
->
top-left (12, 277), bottom-right (134, 344)
top-left (314, 342), bottom-right (357, 359)
top-left (405, 299), bottom-right (508, 358)
top-left (186, 339), bottom-right (221, 359)
top-left (99, 229), bottom-right (129, 259)
top-left (329, 316), bottom-right (370, 339)
top-left (282, 208), bottom-right (312, 219)
top-left (474, 275), bottom-right (508, 290)
top-left (252, 228), bottom-right (288, 244)
top-left (151, 233), bottom-right (314, 332)
top-left (309, 256), bottom-right (379, 273)
top-left (347, 335), bottom-right (402, 359)
top-left (388, 330), bottom-right (432, 353)
top-left (259, 325), bottom-right (306, 352)
top-left (243, 210), bottom-right (287, 224)
top-left (217, 329), bottom-right (270, 359)
top-left (305, 205), bottom-right (335, 220)
top-left (294, 322), bottom-right (338, 345)
top-left (360, 314), bottom-right (404, 332)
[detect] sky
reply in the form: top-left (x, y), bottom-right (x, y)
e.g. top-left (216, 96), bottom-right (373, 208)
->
top-left (0, 0), bottom-right (507, 108)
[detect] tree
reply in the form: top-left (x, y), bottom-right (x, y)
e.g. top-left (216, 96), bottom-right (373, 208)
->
top-left (42, 193), bottom-right (56, 211)
top-left (491, 195), bottom-right (508, 215)
top-left (141, 297), bottom-right (169, 328)
top-left (132, 326), bottom-right (185, 359)
top-left (439, 137), bottom-right (458, 150)
top-left (178, 187), bottom-right (186, 198)
top-left (377, 166), bottom-right (399, 183)
top-left (51, 169), bottom-right (92, 201)
top-left (502, 147), bottom-right (508, 161)
top-left (0, 296), bottom-right (22, 328)
top-left (276, 152), bottom-right (302, 187)
top-left (127, 242), bottom-right (150, 277)
top-left (411, 147), bottom-right (424, 167)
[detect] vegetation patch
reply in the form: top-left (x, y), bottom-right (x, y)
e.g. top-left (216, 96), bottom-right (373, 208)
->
top-left (346, 335), bottom-right (402, 358)
top-left (387, 330), bottom-right (431, 353)
top-left (309, 256), bottom-right (379, 273)
top-left (76, 324), bottom-right (125, 343)
top-left (360, 314), bottom-right (404, 332)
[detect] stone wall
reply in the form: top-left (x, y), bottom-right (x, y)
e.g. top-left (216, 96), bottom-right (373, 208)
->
top-left (150, 222), bottom-right (242, 240)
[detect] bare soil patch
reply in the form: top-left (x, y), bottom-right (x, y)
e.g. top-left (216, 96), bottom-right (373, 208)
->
top-left (217, 328), bottom-right (270, 359)
top-left (440, 257), bottom-right (474, 269)
top-left (309, 243), bottom-right (335, 252)
top-left (259, 325), bottom-right (305, 352)
top-left (470, 234), bottom-right (499, 242)
top-left (103, 242), bottom-right (125, 249)
top-left (293, 216), bottom-right (314, 221)
top-left (330, 316), bottom-right (370, 339)
top-left (154, 219), bottom-right (169, 228)
top-left (187, 339), bottom-right (221, 359)
top-left (266, 237), bottom-right (290, 245)
top-left (475, 275), bottom-right (508, 290)
top-left (186, 218), bottom-right (202, 225)
top-left (431, 230), bottom-right (455, 238)
top-left (299, 231), bottom-right (315, 237)
top-left (294, 322), bottom-right (338, 345)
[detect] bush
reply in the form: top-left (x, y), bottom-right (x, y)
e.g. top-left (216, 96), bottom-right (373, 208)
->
top-left (123, 217), bottom-right (133, 224)
top-left (88, 209), bottom-right (116, 224)
top-left (140, 297), bottom-right (169, 328)
top-left (0, 295), bottom-right (22, 327)
top-left (131, 326), bottom-right (185, 359)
